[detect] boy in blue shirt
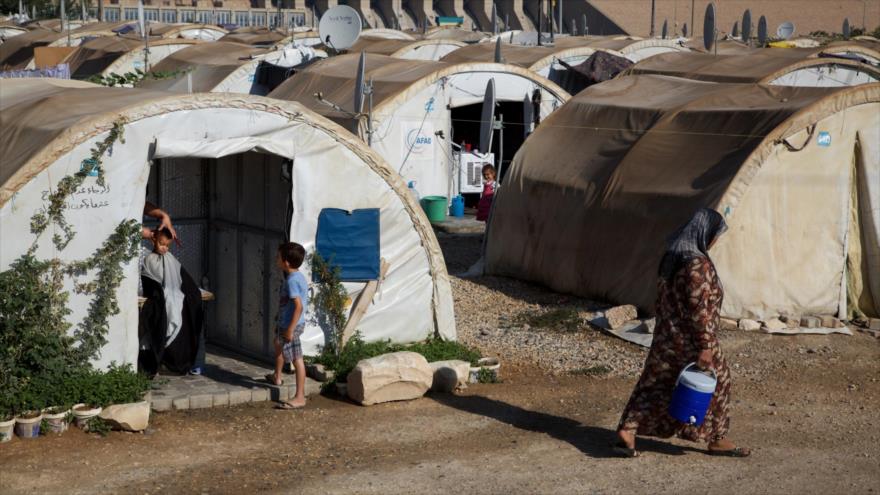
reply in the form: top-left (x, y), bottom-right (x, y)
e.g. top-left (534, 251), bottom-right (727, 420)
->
top-left (270, 242), bottom-right (309, 409)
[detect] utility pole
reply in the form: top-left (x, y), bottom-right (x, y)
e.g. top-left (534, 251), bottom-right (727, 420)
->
top-left (650, 0), bottom-right (655, 37)
top-left (98, 0), bottom-right (103, 22)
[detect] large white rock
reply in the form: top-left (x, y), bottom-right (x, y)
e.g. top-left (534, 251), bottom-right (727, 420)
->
top-left (99, 401), bottom-right (150, 432)
top-left (347, 352), bottom-right (433, 406)
top-left (429, 360), bottom-right (471, 392)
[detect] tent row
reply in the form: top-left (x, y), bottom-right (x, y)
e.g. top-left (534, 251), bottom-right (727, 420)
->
top-left (0, 78), bottom-right (455, 367)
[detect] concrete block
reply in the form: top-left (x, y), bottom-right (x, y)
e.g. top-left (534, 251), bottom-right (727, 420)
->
top-left (172, 397), bottom-right (190, 410)
top-left (738, 319), bottom-right (761, 331)
top-left (780, 315), bottom-right (801, 328)
top-left (150, 397), bottom-right (173, 412)
top-left (762, 318), bottom-right (788, 332)
top-left (228, 389), bottom-right (252, 406)
top-left (306, 363), bottom-right (334, 382)
top-left (212, 392), bottom-right (229, 407)
top-left (269, 385), bottom-right (289, 402)
top-left (801, 316), bottom-right (822, 328)
top-left (720, 317), bottom-right (738, 330)
top-left (189, 394), bottom-right (213, 409)
top-left (820, 315), bottom-right (843, 328)
top-left (867, 318), bottom-right (880, 330)
top-left (251, 388), bottom-right (269, 402)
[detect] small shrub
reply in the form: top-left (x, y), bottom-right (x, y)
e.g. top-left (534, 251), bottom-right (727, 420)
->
top-left (570, 365), bottom-right (612, 376)
top-left (476, 367), bottom-right (499, 384)
top-left (403, 338), bottom-right (481, 366)
top-left (516, 308), bottom-right (582, 332)
top-left (85, 416), bottom-right (112, 437)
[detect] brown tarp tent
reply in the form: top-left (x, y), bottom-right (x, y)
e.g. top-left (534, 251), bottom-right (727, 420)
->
top-left (137, 42), bottom-right (266, 93)
top-left (486, 75), bottom-right (880, 320)
top-left (0, 28), bottom-right (63, 69)
top-left (346, 37), bottom-right (466, 60)
top-left (627, 50), bottom-right (880, 85)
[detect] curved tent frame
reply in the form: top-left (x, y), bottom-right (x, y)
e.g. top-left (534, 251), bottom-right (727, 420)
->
top-left (348, 37), bottom-right (467, 61)
top-left (0, 79), bottom-right (455, 367)
top-left (628, 51), bottom-right (880, 86)
top-left (485, 75), bottom-right (880, 320)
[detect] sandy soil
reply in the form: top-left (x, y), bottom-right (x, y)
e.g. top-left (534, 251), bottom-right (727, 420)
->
top-left (2, 328), bottom-right (878, 494)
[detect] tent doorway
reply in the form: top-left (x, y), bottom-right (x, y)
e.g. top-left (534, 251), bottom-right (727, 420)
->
top-left (450, 100), bottom-right (529, 205)
top-left (145, 151), bottom-right (292, 362)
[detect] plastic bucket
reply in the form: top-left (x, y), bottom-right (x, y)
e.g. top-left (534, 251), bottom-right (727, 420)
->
top-left (668, 363), bottom-right (717, 426)
top-left (0, 418), bottom-right (14, 443)
top-left (449, 196), bottom-right (465, 217)
top-left (14, 413), bottom-right (42, 439)
top-left (420, 196), bottom-right (448, 222)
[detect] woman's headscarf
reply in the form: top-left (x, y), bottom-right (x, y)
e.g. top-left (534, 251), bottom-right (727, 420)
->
top-left (658, 208), bottom-right (728, 280)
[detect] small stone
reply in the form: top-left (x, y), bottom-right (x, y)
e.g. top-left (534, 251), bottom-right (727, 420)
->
top-left (869, 318), bottom-right (880, 331)
top-left (801, 316), bottom-right (822, 329)
top-left (738, 319), bottom-right (761, 331)
top-left (780, 315), bottom-right (801, 328)
top-left (480, 328), bottom-right (490, 336)
top-left (762, 318), bottom-right (787, 332)
top-left (429, 360), bottom-right (470, 393)
top-left (605, 305), bottom-right (638, 329)
top-left (720, 317), bottom-right (738, 330)
top-left (306, 364), bottom-right (333, 383)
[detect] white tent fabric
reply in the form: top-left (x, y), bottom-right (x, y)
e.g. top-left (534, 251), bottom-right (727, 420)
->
top-left (0, 79), bottom-right (455, 367)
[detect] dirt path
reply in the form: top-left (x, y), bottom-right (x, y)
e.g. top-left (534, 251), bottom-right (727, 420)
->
top-left (2, 331), bottom-right (877, 494)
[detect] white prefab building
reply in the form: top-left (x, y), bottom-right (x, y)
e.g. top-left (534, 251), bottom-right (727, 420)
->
top-left (0, 79), bottom-right (455, 367)
top-left (270, 53), bottom-right (570, 199)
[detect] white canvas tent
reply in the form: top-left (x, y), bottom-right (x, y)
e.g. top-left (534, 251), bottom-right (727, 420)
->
top-left (138, 42), bottom-right (324, 95)
top-left (440, 41), bottom-right (625, 79)
top-left (62, 36), bottom-right (199, 78)
top-left (0, 78), bottom-right (455, 367)
top-left (147, 23), bottom-right (228, 41)
top-left (347, 37), bottom-right (467, 61)
top-left (486, 75), bottom-right (880, 321)
top-left (269, 53), bottom-right (570, 199)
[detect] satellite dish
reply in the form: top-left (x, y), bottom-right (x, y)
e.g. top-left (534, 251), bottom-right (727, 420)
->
top-left (494, 37), bottom-right (503, 63)
top-left (843, 18), bottom-right (851, 39)
top-left (757, 15), bottom-right (768, 46)
top-left (661, 19), bottom-right (668, 39)
top-left (354, 50), bottom-right (366, 113)
top-left (732, 21), bottom-right (739, 38)
top-left (682, 23), bottom-right (688, 38)
top-left (742, 10), bottom-right (752, 41)
top-left (777, 21), bottom-right (795, 40)
top-left (479, 79), bottom-right (496, 154)
top-left (703, 3), bottom-right (716, 52)
top-left (319, 4), bottom-right (362, 50)
top-left (522, 94), bottom-right (533, 139)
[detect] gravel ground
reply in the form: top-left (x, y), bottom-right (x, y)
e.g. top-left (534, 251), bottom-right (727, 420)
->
top-left (439, 232), bottom-right (647, 377)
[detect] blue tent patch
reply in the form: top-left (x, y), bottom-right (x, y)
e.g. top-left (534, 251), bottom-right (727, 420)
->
top-left (817, 131), bottom-right (831, 147)
top-left (315, 208), bottom-right (380, 281)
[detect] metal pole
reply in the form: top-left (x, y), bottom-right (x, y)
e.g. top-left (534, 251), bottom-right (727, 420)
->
top-left (691, 0), bottom-right (695, 37)
top-left (366, 78), bottom-right (374, 146)
top-left (538, 0), bottom-right (543, 45)
top-left (496, 114), bottom-right (504, 184)
top-left (550, 0), bottom-right (554, 42)
top-left (558, 0), bottom-right (562, 34)
top-left (650, 0), bottom-right (655, 37)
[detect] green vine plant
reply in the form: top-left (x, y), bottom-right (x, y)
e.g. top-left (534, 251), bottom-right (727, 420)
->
top-left (30, 121), bottom-right (126, 251)
top-left (310, 252), bottom-right (349, 357)
top-left (0, 118), bottom-right (143, 416)
top-left (86, 68), bottom-right (194, 88)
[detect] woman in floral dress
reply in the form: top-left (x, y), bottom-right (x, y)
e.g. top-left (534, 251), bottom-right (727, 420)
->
top-left (615, 208), bottom-right (750, 458)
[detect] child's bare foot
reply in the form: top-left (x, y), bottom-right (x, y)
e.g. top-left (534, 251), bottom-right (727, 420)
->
top-left (276, 397), bottom-right (306, 410)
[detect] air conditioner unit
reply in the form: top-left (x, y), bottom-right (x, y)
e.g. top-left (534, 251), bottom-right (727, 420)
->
top-left (457, 151), bottom-right (494, 194)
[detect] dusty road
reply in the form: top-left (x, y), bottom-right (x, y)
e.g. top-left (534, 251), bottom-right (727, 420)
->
top-left (2, 329), bottom-right (878, 494)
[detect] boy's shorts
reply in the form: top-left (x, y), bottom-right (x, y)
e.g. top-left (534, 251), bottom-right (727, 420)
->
top-left (276, 324), bottom-right (305, 363)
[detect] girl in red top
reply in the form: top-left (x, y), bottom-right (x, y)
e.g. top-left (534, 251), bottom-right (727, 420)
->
top-left (476, 164), bottom-right (497, 222)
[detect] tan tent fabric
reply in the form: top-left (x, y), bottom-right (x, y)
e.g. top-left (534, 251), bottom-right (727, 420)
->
top-left (486, 75), bottom-right (880, 318)
top-left (347, 37), bottom-right (466, 58)
top-left (627, 51), bottom-right (880, 84)
top-left (423, 28), bottom-right (487, 43)
top-left (440, 41), bottom-right (616, 72)
top-left (220, 28), bottom-right (287, 46)
top-left (0, 28), bottom-right (63, 69)
top-left (62, 36), bottom-right (144, 77)
top-left (269, 53), bottom-right (569, 130)
top-left (137, 41), bottom-right (265, 92)
top-left (148, 23), bottom-right (227, 39)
